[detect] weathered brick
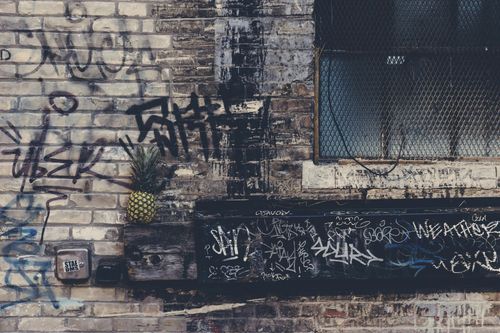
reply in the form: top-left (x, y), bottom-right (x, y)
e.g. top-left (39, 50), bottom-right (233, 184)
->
top-left (93, 114), bottom-right (137, 128)
top-left (47, 113), bottom-right (94, 128)
top-left (19, 1), bottom-right (65, 15)
top-left (39, 226), bottom-right (71, 241)
top-left (0, 1), bottom-right (16, 14)
top-left (72, 226), bottom-right (120, 241)
top-left (0, 82), bottom-right (41, 96)
top-left (93, 302), bottom-right (137, 316)
top-left (48, 210), bottom-right (93, 224)
top-left (18, 317), bottom-right (65, 332)
top-left (159, 318), bottom-right (188, 332)
top-left (93, 241), bottom-right (124, 255)
top-left (76, 2), bottom-right (116, 16)
top-left (93, 18), bottom-right (141, 32)
top-left (255, 304), bottom-right (278, 318)
top-left (0, 16), bottom-right (42, 31)
top-left (0, 318), bottom-right (17, 332)
top-left (280, 304), bottom-right (301, 317)
top-left (70, 129), bottom-right (117, 144)
top-left (70, 194), bottom-right (118, 208)
top-left (42, 301), bottom-right (91, 317)
top-left (0, 64), bottom-right (16, 79)
top-left (119, 2), bottom-right (149, 17)
top-left (0, 302), bottom-right (41, 317)
top-left (0, 287), bottom-right (17, 302)
top-left (44, 17), bottom-right (91, 32)
top-left (66, 318), bottom-right (113, 331)
top-left (113, 318), bottom-right (160, 332)
top-left (71, 287), bottom-right (117, 301)
top-left (93, 210), bottom-right (125, 224)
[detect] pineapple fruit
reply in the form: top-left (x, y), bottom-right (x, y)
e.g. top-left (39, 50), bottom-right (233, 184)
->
top-left (127, 146), bottom-right (164, 223)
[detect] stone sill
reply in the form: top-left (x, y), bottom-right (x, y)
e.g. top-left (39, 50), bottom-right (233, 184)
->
top-left (302, 160), bottom-right (500, 190)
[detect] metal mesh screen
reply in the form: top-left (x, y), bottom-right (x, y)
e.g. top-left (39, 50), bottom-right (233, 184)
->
top-left (316, 0), bottom-right (500, 160)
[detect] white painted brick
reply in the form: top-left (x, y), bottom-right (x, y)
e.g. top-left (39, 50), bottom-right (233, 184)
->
top-left (128, 34), bottom-right (173, 49)
top-left (0, 1), bottom-right (16, 14)
top-left (93, 302), bottom-right (137, 316)
top-left (48, 210), bottom-right (93, 224)
top-left (18, 64), bottom-right (67, 80)
top-left (119, 2), bottom-right (149, 17)
top-left (4, 48), bottom-right (43, 63)
top-left (43, 82), bottom-right (93, 96)
top-left (72, 226), bottom-right (120, 241)
top-left (71, 129), bottom-right (117, 144)
top-left (0, 64), bottom-right (16, 79)
top-left (39, 226), bottom-right (71, 241)
top-left (93, 210), bottom-right (125, 224)
top-left (142, 19), bottom-right (156, 32)
top-left (0, 112), bottom-right (43, 126)
top-left (70, 194), bottom-right (118, 208)
top-left (94, 114), bottom-right (137, 128)
top-left (71, 287), bottom-right (116, 301)
top-left (92, 18), bottom-right (141, 32)
top-left (92, 179), bottom-right (130, 193)
top-left (0, 17), bottom-right (42, 31)
top-left (81, 2), bottom-right (116, 16)
top-left (0, 32), bottom-right (16, 44)
top-left (18, 318), bottom-right (66, 331)
top-left (93, 242), bottom-right (124, 256)
top-left (19, 1), bottom-right (65, 15)
top-left (48, 113), bottom-right (93, 127)
top-left (0, 96), bottom-right (17, 110)
top-left (93, 82), bottom-right (143, 96)
top-left (44, 17), bottom-right (92, 32)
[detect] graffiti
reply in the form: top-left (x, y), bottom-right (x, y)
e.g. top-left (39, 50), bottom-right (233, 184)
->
top-left (255, 210), bottom-right (291, 216)
top-left (0, 49), bottom-right (11, 61)
top-left (433, 250), bottom-right (500, 274)
top-left (362, 220), bottom-right (411, 245)
top-left (207, 265), bottom-right (249, 281)
top-left (16, 2), bottom-right (158, 98)
top-left (413, 220), bottom-right (500, 241)
top-left (217, 0), bottom-right (266, 108)
top-left (0, 195), bottom-right (59, 310)
top-left (0, 94), bottom-right (127, 244)
top-left (122, 93), bottom-right (223, 161)
top-left (48, 91), bottom-right (79, 115)
top-left (198, 201), bottom-right (500, 282)
top-left (121, 93), bottom-right (274, 197)
top-left (311, 237), bottom-right (383, 266)
top-left (209, 225), bottom-right (252, 262)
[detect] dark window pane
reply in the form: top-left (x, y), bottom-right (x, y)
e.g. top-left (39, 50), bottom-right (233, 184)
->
top-left (319, 53), bottom-right (500, 159)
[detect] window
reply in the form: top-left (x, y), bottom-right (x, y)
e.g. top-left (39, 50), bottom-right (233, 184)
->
top-left (314, 0), bottom-right (500, 161)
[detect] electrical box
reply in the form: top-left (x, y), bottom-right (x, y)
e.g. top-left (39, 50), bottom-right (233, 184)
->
top-left (56, 248), bottom-right (90, 281)
top-left (95, 258), bottom-right (123, 284)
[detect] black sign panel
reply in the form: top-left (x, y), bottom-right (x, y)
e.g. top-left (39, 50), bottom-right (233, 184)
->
top-left (196, 199), bottom-right (500, 282)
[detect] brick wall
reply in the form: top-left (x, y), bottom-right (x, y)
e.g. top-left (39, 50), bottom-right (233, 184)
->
top-left (0, 0), bottom-right (499, 332)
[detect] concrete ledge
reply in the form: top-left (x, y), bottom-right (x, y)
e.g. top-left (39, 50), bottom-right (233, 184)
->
top-left (302, 161), bottom-right (499, 190)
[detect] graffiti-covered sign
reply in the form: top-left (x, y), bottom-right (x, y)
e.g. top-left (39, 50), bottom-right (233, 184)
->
top-left (196, 199), bottom-right (500, 282)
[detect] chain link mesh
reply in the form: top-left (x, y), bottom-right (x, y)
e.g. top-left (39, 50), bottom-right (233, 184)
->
top-left (316, 0), bottom-right (500, 160)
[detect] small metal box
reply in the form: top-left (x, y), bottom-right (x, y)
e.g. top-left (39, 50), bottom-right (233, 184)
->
top-left (56, 248), bottom-right (90, 281)
top-left (95, 258), bottom-right (123, 284)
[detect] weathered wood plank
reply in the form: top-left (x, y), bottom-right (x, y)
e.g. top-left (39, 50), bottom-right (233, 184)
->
top-left (124, 224), bottom-right (196, 281)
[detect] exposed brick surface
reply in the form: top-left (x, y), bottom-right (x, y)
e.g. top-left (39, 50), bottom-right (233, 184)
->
top-left (0, 0), bottom-right (498, 332)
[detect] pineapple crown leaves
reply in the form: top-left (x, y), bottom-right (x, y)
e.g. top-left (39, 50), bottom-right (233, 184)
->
top-left (129, 146), bottom-right (166, 195)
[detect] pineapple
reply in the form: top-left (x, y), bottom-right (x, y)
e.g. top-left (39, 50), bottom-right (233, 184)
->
top-left (127, 146), bottom-right (164, 223)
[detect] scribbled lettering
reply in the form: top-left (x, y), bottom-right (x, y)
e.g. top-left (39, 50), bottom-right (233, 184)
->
top-left (311, 237), bottom-right (383, 266)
